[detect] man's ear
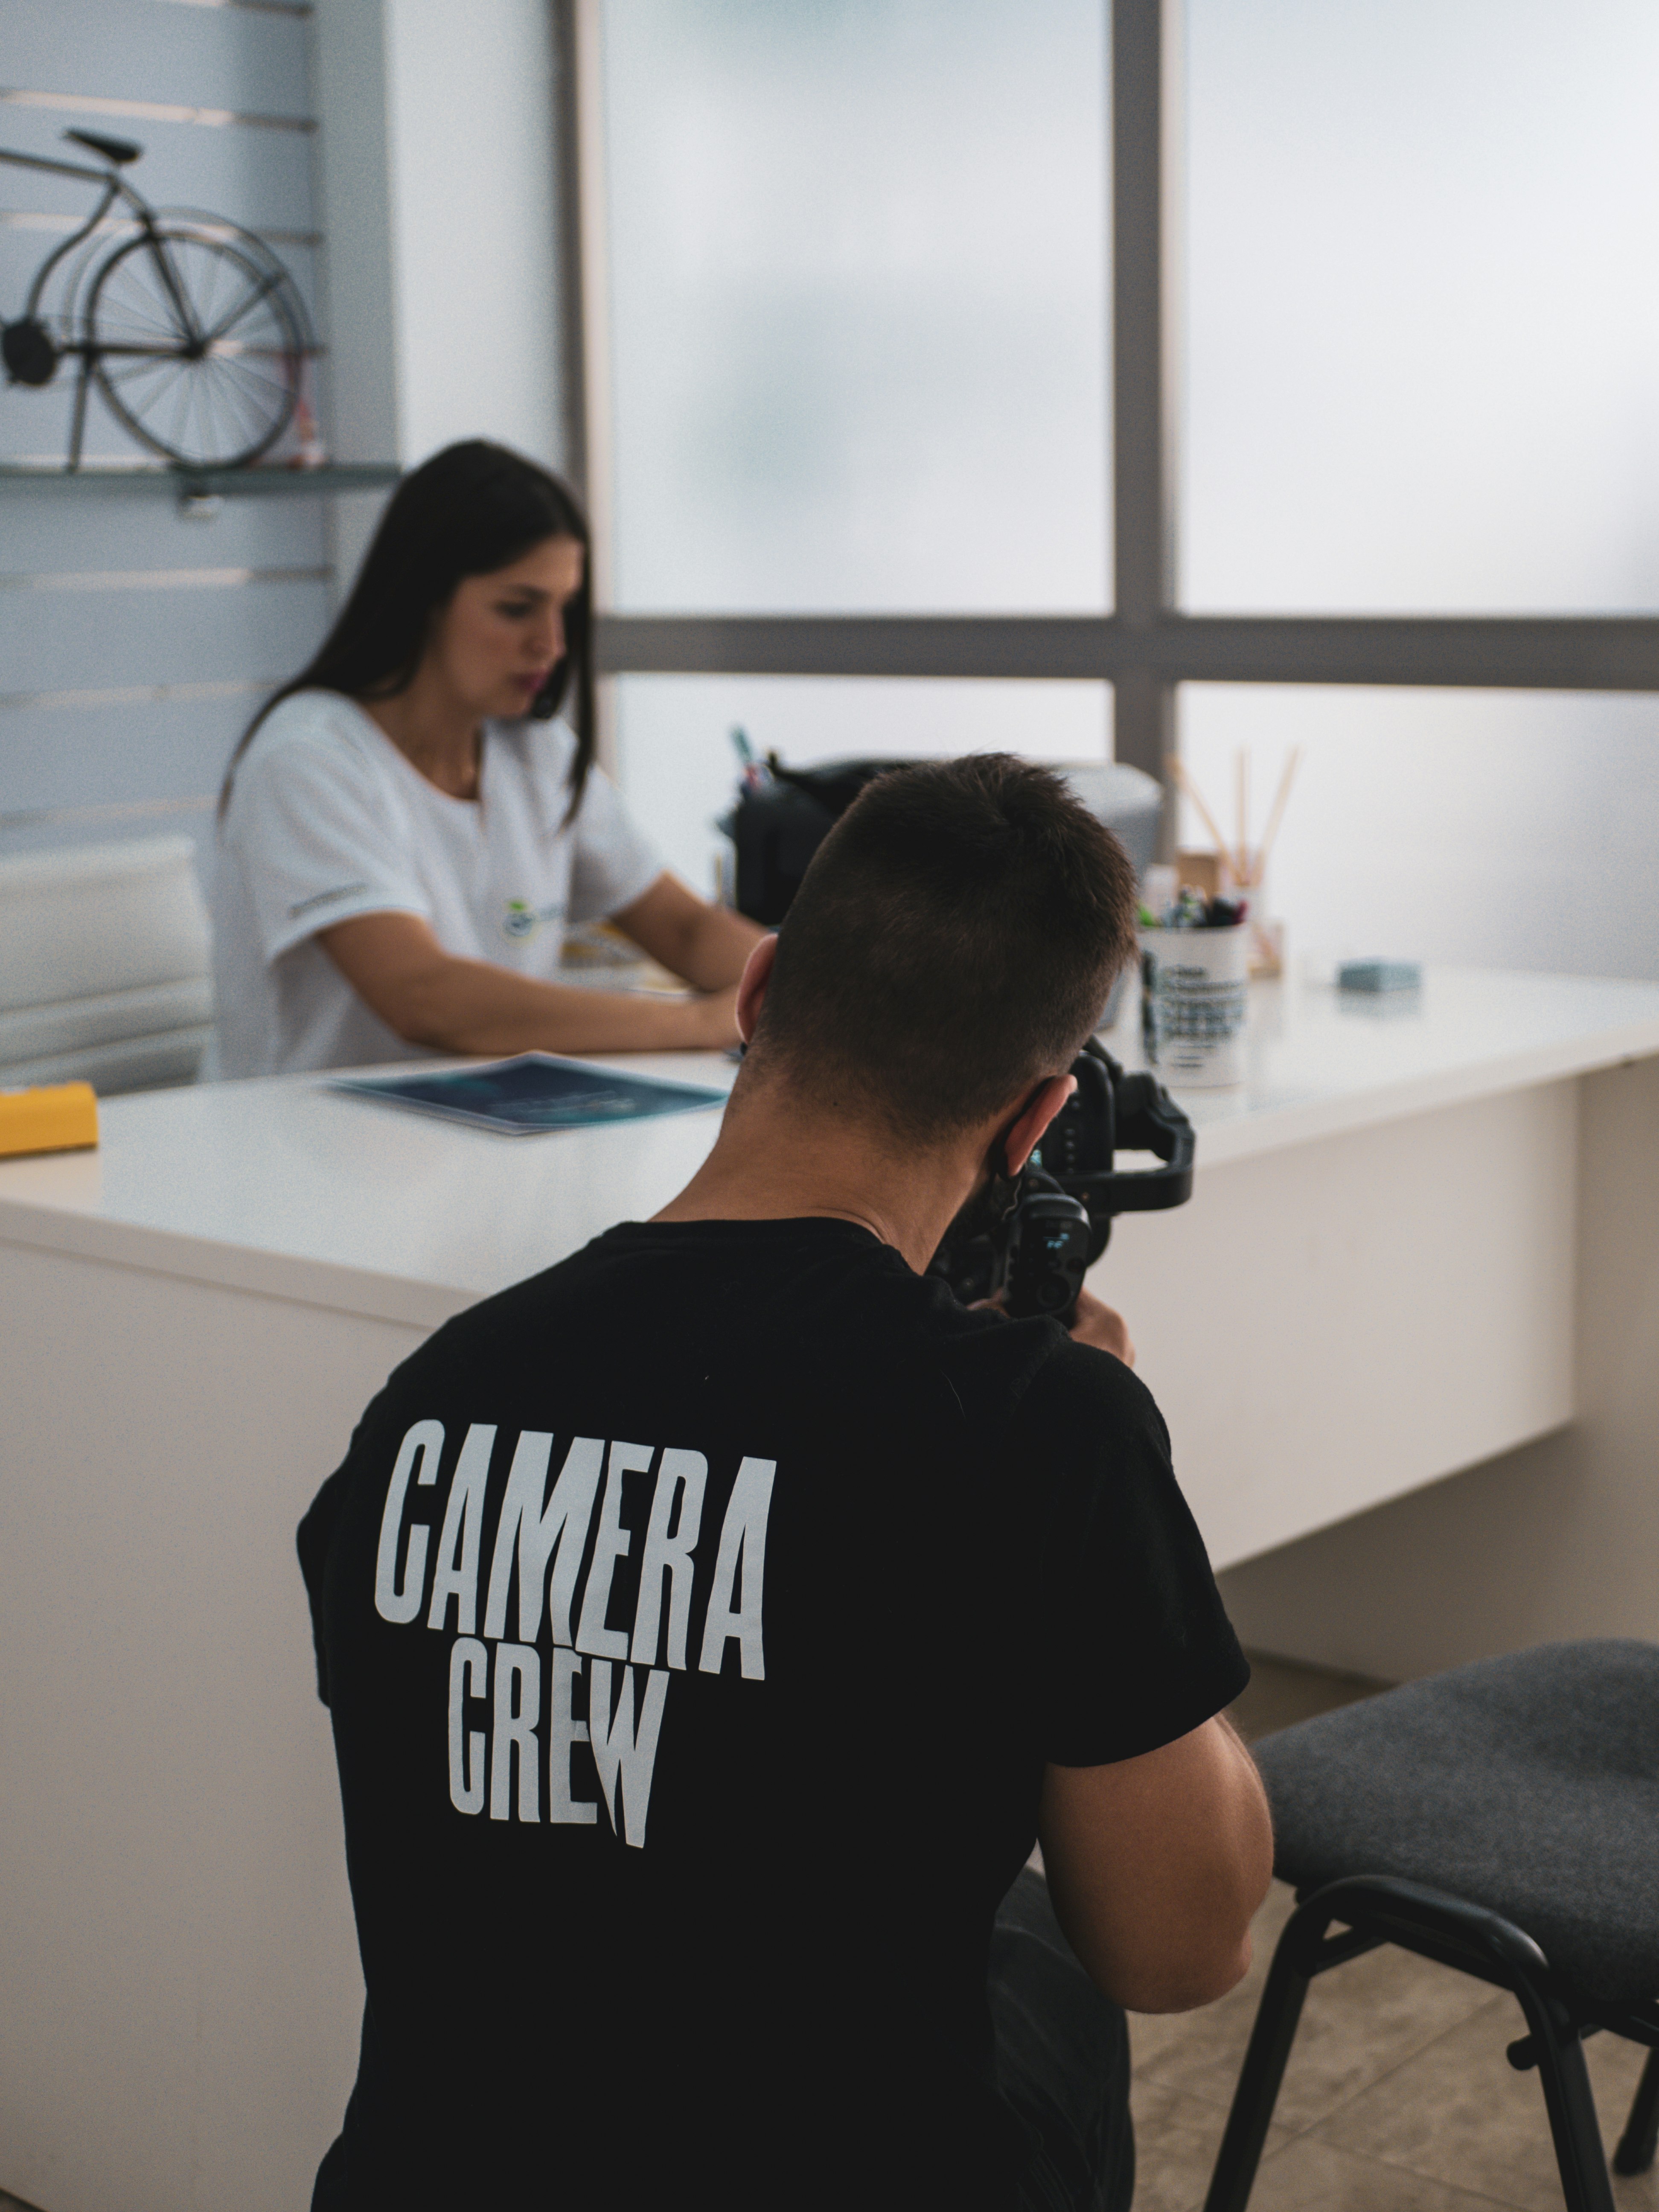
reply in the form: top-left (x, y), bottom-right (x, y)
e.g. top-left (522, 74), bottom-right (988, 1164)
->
top-left (1001, 1073), bottom-right (1077, 1177)
top-left (736, 932), bottom-right (779, 1044)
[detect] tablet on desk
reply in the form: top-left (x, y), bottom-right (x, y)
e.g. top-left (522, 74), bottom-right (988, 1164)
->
top-left (329, 1053), bottom-right (728, 1135)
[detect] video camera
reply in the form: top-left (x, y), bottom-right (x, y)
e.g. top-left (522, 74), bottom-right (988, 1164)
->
top-left (928, 1038), bottom-right (1196, 1324)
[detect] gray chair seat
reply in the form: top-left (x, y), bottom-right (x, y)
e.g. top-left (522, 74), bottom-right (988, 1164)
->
top-left (1205, 1640), bottom-right (1659, 2212)
top-left (1254, 1639), bottom-right (1659, 2004)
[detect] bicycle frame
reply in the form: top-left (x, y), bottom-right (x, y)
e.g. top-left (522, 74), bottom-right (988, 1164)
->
top-left (1, 148), bottom-right (171, 323)
top-left (3, 144), bottom-right (215, 466)
top-left (4, 137), bottom-right (311, 470)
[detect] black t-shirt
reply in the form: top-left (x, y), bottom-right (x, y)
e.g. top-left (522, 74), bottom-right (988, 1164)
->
top-left (299, 1218), bottom-right (1246, 2211)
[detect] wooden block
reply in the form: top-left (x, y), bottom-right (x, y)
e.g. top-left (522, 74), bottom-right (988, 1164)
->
top-left (0, 1082), bottom-right (99, 1158)
top-left (1176, 847), bottom-right (1222, 898)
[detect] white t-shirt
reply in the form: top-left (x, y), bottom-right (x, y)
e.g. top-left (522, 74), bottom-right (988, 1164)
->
top-left (212, 691), bottom-right (664, 1077)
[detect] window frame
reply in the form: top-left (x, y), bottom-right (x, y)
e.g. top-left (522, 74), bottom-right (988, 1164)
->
top-left (556, 0), bottom-right (1659, 849)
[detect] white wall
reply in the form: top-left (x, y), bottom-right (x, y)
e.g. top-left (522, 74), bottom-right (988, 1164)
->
top-left (382, 0), bottom-right (564, 469)
top-left (311, 0), bottom-right (399, 472)
top-left (312, 0), bottom-right (570, 589)
top-left (315, 0), bottom-right (567, 478)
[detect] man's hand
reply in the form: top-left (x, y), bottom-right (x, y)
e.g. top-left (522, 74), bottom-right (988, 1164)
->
top-left (970, 1286), bottom-right (1135, 1365)
top-left (1069, 1288), bottom-right (1135, 1366)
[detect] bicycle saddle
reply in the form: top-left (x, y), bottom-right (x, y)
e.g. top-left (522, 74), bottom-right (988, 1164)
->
top-left (63, 129), bottom-right (142, 166)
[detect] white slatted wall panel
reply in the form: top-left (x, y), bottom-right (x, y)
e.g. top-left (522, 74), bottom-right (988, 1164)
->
top-left (0, 0), bottom-right (330, 887)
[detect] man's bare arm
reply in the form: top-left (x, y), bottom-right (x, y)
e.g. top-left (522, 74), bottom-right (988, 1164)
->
top-left (1038, 1714), bottom-right (1273, 2012)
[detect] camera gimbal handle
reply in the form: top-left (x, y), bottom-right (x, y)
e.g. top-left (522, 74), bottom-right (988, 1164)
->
top-left (1032, 1039), bottom-right (1195, 1267)
top-left (930, 1037), bottom-right (1198, 1315)
top-left (1073, 1060), bottom-right (1196, 1220)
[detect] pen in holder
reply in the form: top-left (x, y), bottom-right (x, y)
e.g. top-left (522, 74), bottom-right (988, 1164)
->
top-left (1172, 747), bottom-right (1301, 981)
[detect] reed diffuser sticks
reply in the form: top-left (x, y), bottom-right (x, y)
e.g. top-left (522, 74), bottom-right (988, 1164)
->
top-left (1173, 747), bottom-right (1301, 888)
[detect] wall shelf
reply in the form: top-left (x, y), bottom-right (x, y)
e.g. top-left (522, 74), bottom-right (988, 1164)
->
top-left (0, 463), bottom-right (400, 506)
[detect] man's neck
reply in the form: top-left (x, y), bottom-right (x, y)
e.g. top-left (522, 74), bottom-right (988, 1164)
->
top-left (652, 1073), bottom-right (981, 1277)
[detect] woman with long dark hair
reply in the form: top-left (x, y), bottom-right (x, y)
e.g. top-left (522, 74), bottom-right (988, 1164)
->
top-left (212, 440), bottom-right (759, 1077)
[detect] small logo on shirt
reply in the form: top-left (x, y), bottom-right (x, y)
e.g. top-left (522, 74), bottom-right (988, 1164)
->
top-left (501, 898), bottom-right (565, 943)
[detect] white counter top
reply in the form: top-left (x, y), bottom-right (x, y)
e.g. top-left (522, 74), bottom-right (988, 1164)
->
top-left (1140, 965), bottom-right (1659, 1164)
top-left (3, 966), bottom-right (1658, 1330)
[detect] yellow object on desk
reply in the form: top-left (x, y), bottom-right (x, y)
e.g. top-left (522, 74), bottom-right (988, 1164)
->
top-left (0, 1081), bottom-right (99, 1158)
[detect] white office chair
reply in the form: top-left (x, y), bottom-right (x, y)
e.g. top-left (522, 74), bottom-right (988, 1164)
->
top-left (0, 837), bottom-right (214, 1095)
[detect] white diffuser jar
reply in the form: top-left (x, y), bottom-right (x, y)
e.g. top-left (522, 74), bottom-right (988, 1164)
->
top-left (1140, 922), bottom-right (1250, 1087)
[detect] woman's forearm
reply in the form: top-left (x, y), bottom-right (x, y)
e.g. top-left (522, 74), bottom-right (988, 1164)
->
top-left (677, 899), bottom-right (765, 990)
top-left (318, 911), bottom-right (738, 1055)
top-left (401, 955), bottom-right (736, 1054)
top-left (611, 873), bottom-right (763, 990)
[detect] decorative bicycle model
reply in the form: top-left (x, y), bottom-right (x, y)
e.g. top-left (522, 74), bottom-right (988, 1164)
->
top-left (0, 128), bottom-right (313, 471)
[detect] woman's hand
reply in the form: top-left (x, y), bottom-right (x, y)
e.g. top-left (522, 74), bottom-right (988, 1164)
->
top-left (667, 984), bottom-right (742, 1051)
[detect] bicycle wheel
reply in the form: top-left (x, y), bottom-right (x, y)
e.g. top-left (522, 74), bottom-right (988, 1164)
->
top-left (87, 224), bottom-right (305, 468)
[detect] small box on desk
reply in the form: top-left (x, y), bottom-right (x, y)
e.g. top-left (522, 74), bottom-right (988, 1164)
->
top-left (0, 1081), bottom-right (99, 1158)
top-left (1339, 960), bottom-right (1422, 995)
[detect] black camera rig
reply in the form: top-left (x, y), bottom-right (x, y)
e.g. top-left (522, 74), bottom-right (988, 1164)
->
top-left (929, 1038), bottom-right (1196, 1324)
top-left (722, 750), bottom-right (1196, 1326)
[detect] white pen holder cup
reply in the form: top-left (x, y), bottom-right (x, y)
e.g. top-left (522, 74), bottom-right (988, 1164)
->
top-left (1141, 923), bottom-right (1250, 1087)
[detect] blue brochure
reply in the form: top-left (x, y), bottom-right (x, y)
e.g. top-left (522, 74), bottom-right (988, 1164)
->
top-left (329, 1053), bottom-right (728, 1135)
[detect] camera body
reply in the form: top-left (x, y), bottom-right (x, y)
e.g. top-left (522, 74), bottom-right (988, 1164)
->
top-left (1001, 1178), bottom-right (1097, 1321)
top-left (929, 1038), bottom-right (1196, 1324)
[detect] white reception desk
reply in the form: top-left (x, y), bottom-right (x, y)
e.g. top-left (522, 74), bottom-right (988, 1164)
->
top-left (5, 966), bottom-right (1659, 2212)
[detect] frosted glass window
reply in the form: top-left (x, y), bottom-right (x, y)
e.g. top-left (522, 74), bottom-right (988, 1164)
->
top-left (616, 676), bottom-right (1110, 894)
top-left (598, 0), bottom-right (1109, 613)
top-left (1185, 1), bottom-right (1659, 613)
top-left (1179, 686), bottom-right (1659, 982)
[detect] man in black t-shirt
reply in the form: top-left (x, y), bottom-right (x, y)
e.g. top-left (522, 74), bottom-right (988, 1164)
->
top-left (300, 755), bottom-right (1271, 2211)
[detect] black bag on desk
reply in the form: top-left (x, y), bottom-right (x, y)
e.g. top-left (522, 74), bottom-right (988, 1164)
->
top-left (726, 758), bottom-right (923, 925)
top-left (725, 754), bottom-right (1163, 929)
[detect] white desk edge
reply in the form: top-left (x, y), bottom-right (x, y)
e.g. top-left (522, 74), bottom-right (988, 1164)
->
top-left (4, 967), bottom-right (1659, 1332)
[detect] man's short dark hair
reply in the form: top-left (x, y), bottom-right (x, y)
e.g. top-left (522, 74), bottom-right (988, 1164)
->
top-left (750, 754), bottom-right (1139, 1140)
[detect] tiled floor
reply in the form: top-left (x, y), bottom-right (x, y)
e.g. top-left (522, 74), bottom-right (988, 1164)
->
top-left (4, 1654), bottom-right (1650, 2212)
top-left (1126, 1651), bottom-right (1658, 2212)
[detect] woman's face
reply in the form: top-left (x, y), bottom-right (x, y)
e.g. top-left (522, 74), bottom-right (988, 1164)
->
top-left (425, 534), bottom-right (585, 720)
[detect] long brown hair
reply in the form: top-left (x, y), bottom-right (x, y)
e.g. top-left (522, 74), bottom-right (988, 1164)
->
top-left (221, 440), bottom-right (594, 818)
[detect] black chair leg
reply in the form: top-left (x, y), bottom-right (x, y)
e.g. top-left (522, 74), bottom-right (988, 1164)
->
top-left (1614, 2044), bottom-right (1659, 2177)
top-left (1521, 1997), bottom-right (1617, 2212)
top-left (1201, 1899), bottom-right (1328, 2212)
top-left (1203, 1876), bottom-right (1627, 2212)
